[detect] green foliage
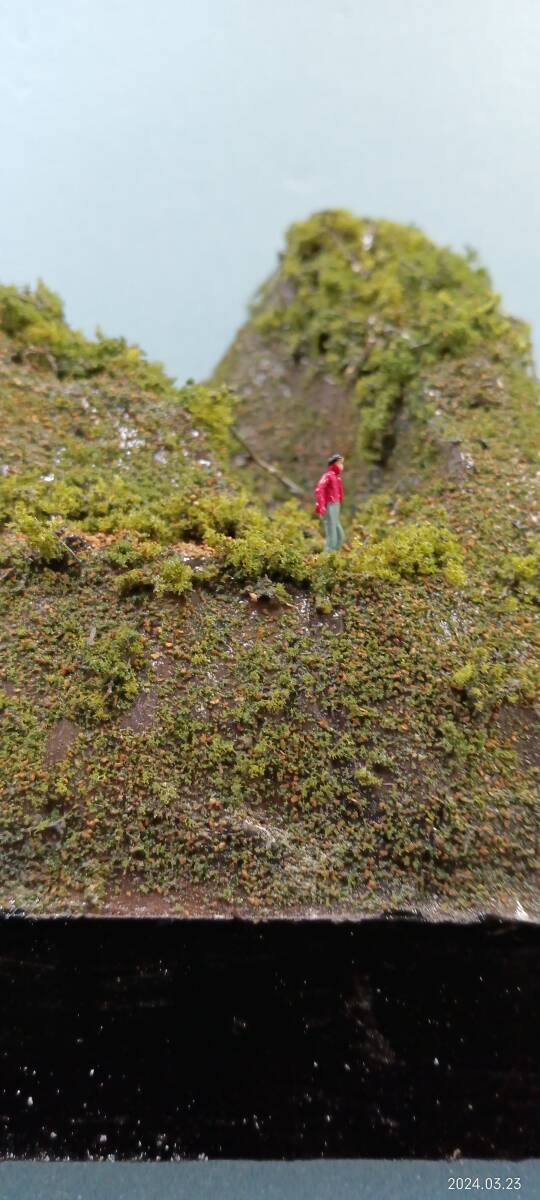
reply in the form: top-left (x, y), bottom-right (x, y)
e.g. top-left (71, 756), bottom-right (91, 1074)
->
top-left (438, 718), bottom-right (486, 761)
top-left (0, 537), bottom-right (25, 570)
top-left (155, 557), bottom-right (194, 597)
top-left (0, 279), bottom-right (176, 387)
top-left (183, 382), bottom-right (237, 448)
top-left (314, 593), bottom-right (334, 613)
top-left (497, 551), bottom-right (539, 603)
top-left (517, 661), bottom-right (540, 701)
top-left (355, 342), bottom-right (417, 462)
top-left (105, 538), bottom-right (149, 570)
top-left (250, 209), bottom-right (533, 463)
top-left (165, 490), bottom-right (316, 587)
top-left (247, 578), bottom-right (292, 605)
top-left (451, 662), bottom-right (475, 689)
top-left (0, 279), bottom-right (64, 336)
top-left (354, 765), bottom-right (380, 787)
top-left (449, 645), bottom-right (535, 713)
top-left (67, 624), bottom-right (147, 724)
top-left (0, 475), bottom-right (86, 530)
top-left (11, 506), bottom-right (67, 564)
top-left (356, 378), bottom-right (402, 462)
top-left (279, 210), bottom-right (529, 367)
top-left (213, 528), bottom-right (311, 585)
top-left (166, 489), bottom-right (264, 542)
top-left (442, 560), bottom-right (468, 587)
top-left (347, 522), bottom-right (466, 584)
top-left (115, 569), bottom-right (155, 597)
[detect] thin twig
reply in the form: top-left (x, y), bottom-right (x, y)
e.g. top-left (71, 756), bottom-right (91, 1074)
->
top-left (58, 539), bottom-right (81, 563)
top-left (230, 427), bottom-right (305, 496)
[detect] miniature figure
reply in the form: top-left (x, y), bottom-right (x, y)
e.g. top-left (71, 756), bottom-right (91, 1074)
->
top-left (315, 454), bottom-right (345, 552)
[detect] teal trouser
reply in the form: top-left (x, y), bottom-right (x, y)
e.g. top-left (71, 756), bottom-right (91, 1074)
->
top-left (322, 501), bottom-right (345, 552)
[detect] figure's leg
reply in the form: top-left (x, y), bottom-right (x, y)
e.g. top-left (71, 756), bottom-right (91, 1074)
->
top-left (322, 512), bottom-right (333, 552)
top-left (326, 502), bottom-right (339, 551)
top-left (335, 504), bottom-right (345, 549)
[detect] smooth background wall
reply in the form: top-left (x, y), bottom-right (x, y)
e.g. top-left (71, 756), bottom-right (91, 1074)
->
top-left (1, 0), bottom-right (539, 381)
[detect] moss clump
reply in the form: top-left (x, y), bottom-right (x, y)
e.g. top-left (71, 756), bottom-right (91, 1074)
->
top-left (66, 624), bottom-right (147, 724)
top-left (155, 558), bottom-right (194, 598)
top-left (166, 490), bottom-right (267, 543)
top-left (106, 538), bottom-right (162, 570)
top-left (0, 279), bottom-right (64, 337)
top-left (12, 507), bottom-right (68, 565)
top-left (449, 645), bottom-right (534, 715)
top-left (165, 491), bottom-right (317, 586)
top-left (451, 663), bottom-right (475, 690)
top-left (351, 521), bottom-right (466, 583)
top-left (497, 552), bottom-right (539, 603)
top-left (354, 342), bottom-right (418, 462)
top-left (115, 569), bottom-right (155, 597)
top-left (182, 382), bottom-right (238, 449)
top-left (214, 529), bottom-right (312, 586)
top-left (247, 577), bottom-right (293, 606)
top-left (314, 520), bottom-right (467, 591)
top-left (437, 718), bottom-right (486, 761)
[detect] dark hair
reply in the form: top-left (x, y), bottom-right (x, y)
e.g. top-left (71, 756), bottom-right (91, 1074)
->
top-left (327, 454), bottom-right (343, 465)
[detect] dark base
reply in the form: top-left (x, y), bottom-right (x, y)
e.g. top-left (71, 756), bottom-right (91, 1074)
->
top-left (1, 916), bottom-right (538, 1160)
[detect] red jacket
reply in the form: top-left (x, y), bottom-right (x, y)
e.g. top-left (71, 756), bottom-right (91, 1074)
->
top-left (315, 462), bottom-right (344, 515)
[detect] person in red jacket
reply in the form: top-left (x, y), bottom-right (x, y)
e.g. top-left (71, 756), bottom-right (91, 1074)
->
top-left (315, 454), bottom-right (345, 552)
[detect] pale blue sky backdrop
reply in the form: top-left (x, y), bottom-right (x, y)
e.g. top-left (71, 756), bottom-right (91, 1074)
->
top-left (1, 0), bottom-right (539, 381)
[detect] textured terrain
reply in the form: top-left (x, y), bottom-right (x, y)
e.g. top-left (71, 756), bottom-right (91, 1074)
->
top-left (0, 212), bottom-right (539, 917)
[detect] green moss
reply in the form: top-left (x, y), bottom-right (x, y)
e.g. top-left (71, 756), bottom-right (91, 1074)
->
top-left (449, 644), bottom-right (537, 714)
top-left (497, 552), bottom-right (540, 603)
top-left (0, 279), bottom-right (64, 336)
top-left (347, 521), bottom-right (466, 584)
top-left (248, 209), bottom-right (532, 465)
top-left (155, 557), bottom-right (194, 597)
top-left (247, 578), bottom-right (292, 606)
top-left (65, 624), bottom-right (147, 725)
top-left (115, 568), bottom-right (155, 597)
top-left (438, 718), bottom-right (485, 761)
top-left (517, 661), bottom-right (540, 700)
top-left (354, 765), bottom-right (380, 787)
top-left (214, 529), bottom-right (312, 586)
top-left (0, 279), bottom-right (178, 387)
top-left (182, 382), bottom-right (238, 449)
top-left (452, 663), bottom-right (475, 689)
top-left (12, 507), bottom-right (68, 565)
top-left (105, 538), bottom-right (161, 570)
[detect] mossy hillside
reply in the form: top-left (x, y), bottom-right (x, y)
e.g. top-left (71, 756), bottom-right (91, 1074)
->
top-left (0, 285), bottom-right (473, 600)
top-left (0, 264), bottom-right (539, 916)
top-left (1, 517), bottom-right (538, 917)
top-left (0, 280), bottom-right (242, 538)
top-left (1, 546), bottom-right (538, 915)
top-left (212, 209), bottom-right (536, 511)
